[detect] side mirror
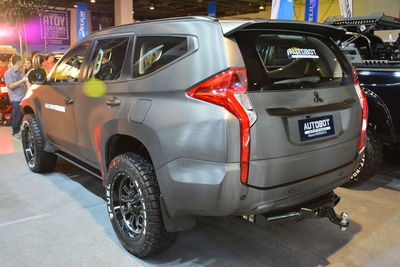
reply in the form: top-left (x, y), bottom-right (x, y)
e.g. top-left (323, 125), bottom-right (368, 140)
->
top-left (27, 69), bottom-right (47, 84)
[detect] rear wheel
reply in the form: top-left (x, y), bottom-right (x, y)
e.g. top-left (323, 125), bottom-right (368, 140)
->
top-left (106, 152), bottom-right (178, 258)
top-left (21, 114), bottom-right (57, 173)
top-left (344, 130), bottom-right (383, 187)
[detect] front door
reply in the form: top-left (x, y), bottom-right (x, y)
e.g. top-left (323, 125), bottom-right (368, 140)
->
top-left (73, 36), bottom-right (131, 166)
top-left (40, 41), bottom-right (91, 154)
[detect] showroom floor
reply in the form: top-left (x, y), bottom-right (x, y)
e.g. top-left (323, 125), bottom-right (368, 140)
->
top-left (0, 126), bottom-right (399, 267)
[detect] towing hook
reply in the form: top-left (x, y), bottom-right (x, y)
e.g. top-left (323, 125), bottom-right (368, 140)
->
top-left (324, 208), bottom-right (350, 231)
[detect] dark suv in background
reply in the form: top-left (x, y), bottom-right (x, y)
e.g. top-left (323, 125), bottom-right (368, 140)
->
top-left (325, 13), bottom-right (400, 185)
top-left (22, 17), bottom-right (363, 257)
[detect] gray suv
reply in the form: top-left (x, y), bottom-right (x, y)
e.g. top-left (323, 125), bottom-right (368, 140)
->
top-left (21, 17), bottom-right (366, 257)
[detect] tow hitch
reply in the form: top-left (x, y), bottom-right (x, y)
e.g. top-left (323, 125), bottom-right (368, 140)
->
top-left (317, 207), bottom-right (349, 231)
top-left (242, 192), bottom-right (350, 231)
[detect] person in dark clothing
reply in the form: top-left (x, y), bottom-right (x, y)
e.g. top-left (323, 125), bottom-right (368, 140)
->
top-left (4, 55), bottom-right (27, 138)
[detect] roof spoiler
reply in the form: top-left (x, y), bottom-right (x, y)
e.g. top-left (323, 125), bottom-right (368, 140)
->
top-left (220, 19), bottom-right (346, 40)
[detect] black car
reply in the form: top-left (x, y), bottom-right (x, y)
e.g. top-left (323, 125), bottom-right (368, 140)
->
top-left (325, 13), bottom-right (400, 185)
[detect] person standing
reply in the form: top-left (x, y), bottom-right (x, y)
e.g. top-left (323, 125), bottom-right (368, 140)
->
top-left (4, 55), bottom-right (27, 138)
top-left (27, 53), bottom-right (46, 88)
top-left (43, 53), bottom-right (55, 74)
top-left (23, 58), bottom-right (32, 74)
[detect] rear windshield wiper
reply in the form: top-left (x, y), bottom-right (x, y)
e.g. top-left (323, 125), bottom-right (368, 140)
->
top-left (273, 76), bottom-right (320, 85)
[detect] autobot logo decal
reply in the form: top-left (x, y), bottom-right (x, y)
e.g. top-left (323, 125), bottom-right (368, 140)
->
top-left (44, 103), bottom-right (65, 113)
top-left (303, 119), bottom-right (331, 134)
top-left (287, 47), bottom-right (319, 59)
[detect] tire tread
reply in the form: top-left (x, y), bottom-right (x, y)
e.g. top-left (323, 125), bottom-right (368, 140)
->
top-left (22, 114), bottom-right (57, 173)
top-left (108, 152), bottom-right (177, 258)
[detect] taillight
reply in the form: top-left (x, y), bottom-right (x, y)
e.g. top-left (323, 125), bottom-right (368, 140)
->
top-left (186, 68), bottom-right (257, 184)
top-left (353, 66), bottom-right (368, 153)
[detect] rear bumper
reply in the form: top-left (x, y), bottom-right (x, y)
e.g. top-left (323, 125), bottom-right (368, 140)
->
top-left (156, 154), bottom-right (361, 218)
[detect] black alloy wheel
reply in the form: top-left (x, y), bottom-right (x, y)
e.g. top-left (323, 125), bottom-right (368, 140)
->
top-left (21, 114), bottom-right (57, 173)
top-left (22, 123), bottom-right (37, 168)
top-left (114, 173), bottom-right (146, 238)
top-left (106, 152), bottom-right (178, 258)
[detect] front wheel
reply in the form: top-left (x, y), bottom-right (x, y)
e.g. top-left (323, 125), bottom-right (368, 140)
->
top-left (344, 130), bottom-right (383, 187)
top-left (21, 114), bottom-right (57, 173)
top-left (106, 152), bottom-right (178, 258)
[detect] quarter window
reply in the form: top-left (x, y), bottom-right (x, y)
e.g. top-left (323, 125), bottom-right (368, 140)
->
top-left (133, 36), bottom-right (188, 77)
top-left (51, 42), bottom-right (90, 83)
top-left (87, 37), bottom-right (129, 81)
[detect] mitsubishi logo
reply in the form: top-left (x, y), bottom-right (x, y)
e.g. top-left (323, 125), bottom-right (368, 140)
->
top-left (313, 91), bottom-right (324, 103)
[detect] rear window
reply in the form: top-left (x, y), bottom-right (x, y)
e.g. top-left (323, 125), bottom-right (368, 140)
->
top-left (235, 32), bottom-right (352, 91)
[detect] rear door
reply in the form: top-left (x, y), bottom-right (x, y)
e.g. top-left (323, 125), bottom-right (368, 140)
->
top-left (234, 30), bottom-right (361, 188)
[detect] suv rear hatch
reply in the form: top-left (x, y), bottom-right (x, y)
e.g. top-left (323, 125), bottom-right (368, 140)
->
top-left (228, 21), bottom-right (362, 188)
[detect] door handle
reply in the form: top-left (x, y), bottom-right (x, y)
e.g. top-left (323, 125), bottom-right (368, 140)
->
top-left (105, 97), bottom-right (121, 107)
top-left (64, 97), bottom-right (74, 105)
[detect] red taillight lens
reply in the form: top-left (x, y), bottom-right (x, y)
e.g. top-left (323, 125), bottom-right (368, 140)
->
top-left (187, 68), bottom-right (255, 184)
top-left (353, 66), bottom-right (368, 153)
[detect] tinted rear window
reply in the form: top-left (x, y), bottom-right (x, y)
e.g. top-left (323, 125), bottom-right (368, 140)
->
top-left (235, 32), bottom-right (352, 91)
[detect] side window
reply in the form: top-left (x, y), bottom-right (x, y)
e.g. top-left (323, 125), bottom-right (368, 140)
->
top-left (51, 42), bottom-right (90, 83)
top-left (87, 37), bottom-right (129, 81)
top-left (133, 36), bottom-right (188, 77)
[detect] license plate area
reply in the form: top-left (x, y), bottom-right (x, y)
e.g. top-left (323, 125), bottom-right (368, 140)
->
top-left (298, 115), bottom-right (335, 141)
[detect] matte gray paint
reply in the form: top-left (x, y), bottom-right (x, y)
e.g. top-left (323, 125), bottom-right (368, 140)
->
top-left (128, 99), bottom-right (152, 124)
top-left (21, 17), bottom-right (362, 224)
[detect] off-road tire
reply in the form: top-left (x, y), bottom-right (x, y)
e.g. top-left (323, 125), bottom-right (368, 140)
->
top-left (21, 114), bottom-right (57, 173)
top-left (0, 113), bottom-right (5, 124)
top-left (5, 114), bottom-right (11, 126)
top-left (106, 152), bottom-right (178, 258)
top-left (344, 130), bottom-right (383, 187)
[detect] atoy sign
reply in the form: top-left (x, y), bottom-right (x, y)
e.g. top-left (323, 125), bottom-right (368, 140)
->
top-left (40, 10), bottom-right (70, 45)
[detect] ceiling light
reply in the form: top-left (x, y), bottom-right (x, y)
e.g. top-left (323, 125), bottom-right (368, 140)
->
top-left (149, 3), bottom-right (155, 10)
top-left (90, 0), bottom-right (95, 2)
top-left (74, 4), bottom-right (77, 8)
top-left (259, 5), bottom-right (265, 10)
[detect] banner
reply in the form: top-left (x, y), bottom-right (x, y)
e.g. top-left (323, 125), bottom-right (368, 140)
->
top-left (304, 0), bottom-right (319, 22)
top-left (77, 2), bottom-right (88, 40)
top-left (39, 10), bottom-right (70, 45)
top-left (271, 0), bottom-right (294, 20)
top-left (339, 0), bottom-right (352, 17)
top-left (207, 1), bottom-right (217, 18)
